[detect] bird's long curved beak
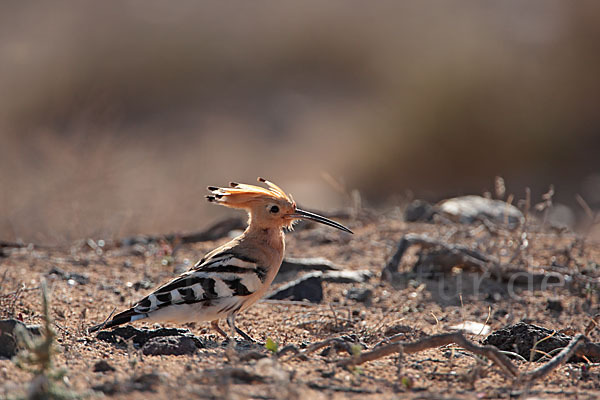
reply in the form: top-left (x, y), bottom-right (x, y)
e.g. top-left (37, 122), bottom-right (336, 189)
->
top-left (287, 208), bottom-right (353, 234)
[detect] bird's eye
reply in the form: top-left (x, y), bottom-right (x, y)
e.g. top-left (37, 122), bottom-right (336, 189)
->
top-left (269, 205), bottom-right (279, 214)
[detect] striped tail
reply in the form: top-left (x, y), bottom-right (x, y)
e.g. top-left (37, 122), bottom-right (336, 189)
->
top-left (88, 308), bottom-right (147, 333)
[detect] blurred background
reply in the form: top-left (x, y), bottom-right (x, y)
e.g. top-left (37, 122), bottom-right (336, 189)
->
top-left (1, 1), bottom-right (599, 245)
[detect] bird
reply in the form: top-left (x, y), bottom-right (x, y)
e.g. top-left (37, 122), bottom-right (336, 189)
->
top-left (89, 177), bottom-right (352, 341)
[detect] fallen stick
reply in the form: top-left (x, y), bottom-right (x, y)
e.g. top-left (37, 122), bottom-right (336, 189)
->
top-left (382, 234), bottom-right (493, 280)
top-left (336, 331), bottom-right (599, 385)
top-left (337, 332), bottom-right (519, 379)
top-left (287, 336), bottom-right (357, 360)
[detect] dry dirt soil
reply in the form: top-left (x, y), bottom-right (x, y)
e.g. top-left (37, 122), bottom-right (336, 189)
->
top-left (1, 209), bottom-right (600, 399)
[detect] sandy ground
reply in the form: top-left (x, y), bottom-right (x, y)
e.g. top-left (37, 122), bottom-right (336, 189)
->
top-left (1, 210), bottom-right (600, 399)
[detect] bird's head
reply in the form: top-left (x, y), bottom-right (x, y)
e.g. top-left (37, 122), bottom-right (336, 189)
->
top-left (206, 177), bottom-right (352, 233)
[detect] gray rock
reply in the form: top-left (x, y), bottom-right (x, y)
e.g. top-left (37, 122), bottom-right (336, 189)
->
top-left (93, 360), bottom-right (116, 372)
top-left (346, 288), bottom-right (372, 303)
top-left (546, 299), bottom-right (563, 313)
top-left (48, 267), bottom-right (89, 285)
top-left (0, 319), bottom-right (42, 358)
top-left (142, 336), bottom-right (198, 356)
top-left (321, 270), bottom-right (372, 284)
top-left (274, 257), bottom-right (340, 283)
top-left (95, 326), bottom-right (203, 350)
top-left (438, 195), bottom-right (524, 227)
top-left (404, 200), bottom-right (436, 222)
top-left (267, 274), bottom-right (323, 303)
top-left (268, 270), bottom-right (372, 303)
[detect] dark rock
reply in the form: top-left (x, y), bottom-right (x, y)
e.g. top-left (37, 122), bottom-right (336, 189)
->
top-left (228, 368), bottom-right (266, 384)
top-left (346, 288), bottom-right (373, 303)
top-left (404, 200), bottom-right (435, 222)
top-left (492, 309), bottom-right (509, 320)
top-left (239, 351), bottom-right (268, 362)
top-left (142, 335), bottom-right (198, 356)
top-left (95, 326), bottom-right (203, 350)
top-left (281, 257), bottom-right (340, 272)
top-left (93, 360), bottom-right (116, 372)
top-left (383, 324), bottom-right (412, 337)
top-left (93, 372), bottom-right (162, 395)
top-left (268, 268), bottom-right (372, 303)
top-left (48, 267), bottom-right (89, 285)
top-left (483, 322), bottom-right (591, 362)
top-left (133, 280), bottom-right (154, 291)
top-left (267, 274), bottom-right (323, 303)
top-left (0, 319), bottom-right (42, 358)
top-left (275, 257), bottom-right (340, 283)
top-left (547, 299), bottom-right (563, 313)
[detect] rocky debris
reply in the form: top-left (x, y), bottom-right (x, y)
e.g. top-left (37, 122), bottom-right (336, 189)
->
top-left (93, 360), bottom-right (116, 373)
top-left (382, 233), bottom-right (491, 279)
top-left (93, 372), bottom-right (163, 395)
top-left (321, 270), bottom-right (372, 284)
top-left (268, 274), bottom-right (323, 302)
top-left (142, 336), bottom-right (198, 356)
top-left (95, 326), bottom-right (203, 352)
top-left (132, 280), bottom-right (154, 291)
top-left (483, 322), bottom-right (600, 362)
top-left (48, 267), bottom-right (89, 285)
top-left (345, 287), bottom-right (372, 303)
top-left (276, 257), bottom-right (339, 283)
top-left (0, 319), bottom-right (42, 358)
top-left (403, 196), bottom-right (524, 227)
top-left (275, 257), bottom-right (340, 283)
top-left (546, 299), bottom-right (564, 313)
top-left (437, 195), bottom-right (524, 227)
top-left (268, 270), bottom-right (372, 303)
top-left (404, 200), bottom-right (436, 222)
top-left (318, 334), bottom-right (366, 357)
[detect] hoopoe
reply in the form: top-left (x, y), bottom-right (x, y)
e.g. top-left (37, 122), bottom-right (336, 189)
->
top-left (89, 178), bottom-right (352, 341)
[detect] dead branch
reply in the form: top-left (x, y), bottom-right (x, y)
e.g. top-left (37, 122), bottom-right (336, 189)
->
top-left (381, 234), bottom-right (502, 281)
top-left (337, 332), bottom-right (519, 379)
top-left (337, 331), bottom-right (600, 386)
top-left (381, 233), bottom-right (595, 290)
top-left (585, 313), bottom-right (600, 336)
top-left (286, 336), bottom-right (357, 360)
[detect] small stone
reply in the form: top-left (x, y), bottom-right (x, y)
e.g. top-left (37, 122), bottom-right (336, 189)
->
top-left (142, 336), bottom-right (198, 356)
top-left (93, 360), bottom-right (116, 373)
top-left (267, 274), bottom-right (323, 303)
top-left (437, 195), bottom-right (524, 227)
top-left (546, 299), bottom-right (563, 313)
top-left (0, 319), bottom-right (42, 358)
top-left (95, 326), bottom-right (203, 350)
top-left (132, 280), bottom-right (154, 291)
top-left (404, 200), bottom-right (435, 222)
top-left (345, 288), bottom-right (373, 303)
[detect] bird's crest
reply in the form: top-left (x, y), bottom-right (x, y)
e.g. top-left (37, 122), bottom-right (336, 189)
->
top-left (206, 177), bottom-right (296, 209)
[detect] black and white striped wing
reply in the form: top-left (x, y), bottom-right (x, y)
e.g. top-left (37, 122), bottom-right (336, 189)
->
top-left (131, 253), bottom-right (267, 321)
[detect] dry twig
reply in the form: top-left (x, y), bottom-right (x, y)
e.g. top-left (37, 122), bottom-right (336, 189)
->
top-left (336, 330), bottom-right (600, 387)
top-left (337, 332), bottom-right (519, 379)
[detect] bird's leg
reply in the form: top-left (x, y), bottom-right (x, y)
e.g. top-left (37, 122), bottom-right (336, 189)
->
top-left (226, 314), bottom-right (256, 343)
top-left (211, 320), bottom-right (229, 340)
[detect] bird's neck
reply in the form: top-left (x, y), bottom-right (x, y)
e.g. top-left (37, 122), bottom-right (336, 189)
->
top-left (243, 223), bottom-right (285, 255)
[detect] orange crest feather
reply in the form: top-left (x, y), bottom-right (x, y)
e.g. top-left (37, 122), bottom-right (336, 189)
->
top-left (206, 177), bottom-right (295, 209)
